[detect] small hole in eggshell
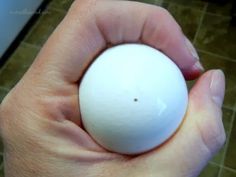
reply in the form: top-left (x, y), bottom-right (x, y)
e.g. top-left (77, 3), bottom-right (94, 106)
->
top-left (134, 98), bottom-right (138, 102)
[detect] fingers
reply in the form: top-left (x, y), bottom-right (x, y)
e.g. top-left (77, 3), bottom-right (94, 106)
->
top-left (27, 0), bottom-right (203, 85)
top-left (143, 70), bottom-right (225, 177)
top-left (139, 5), bottom-right (203, 80)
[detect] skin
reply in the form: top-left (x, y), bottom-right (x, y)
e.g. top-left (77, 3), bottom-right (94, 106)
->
top-left (0, 1), bottom-right (226, 177)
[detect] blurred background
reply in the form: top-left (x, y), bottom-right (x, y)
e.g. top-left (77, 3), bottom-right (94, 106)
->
top-left (0, 0), bottom-right (235, 176)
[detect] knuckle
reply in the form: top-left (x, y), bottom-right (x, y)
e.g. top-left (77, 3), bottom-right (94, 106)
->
top-left (152, 6), bottom-right (183, 35)
top-left (209, 130), bottom-right (226, 154)
top-left (70, 0), bottom-right (97, 18)
top-left (156, 6), bottom-right (182, 31)
top-left (218, 130), bottom-right (226, 147)
top-left (156, 6), bottom-right (172, 18)
top-left (197, 111), bottom-right (226, 155)
top-left (209, 127), bottom-right (226, 148)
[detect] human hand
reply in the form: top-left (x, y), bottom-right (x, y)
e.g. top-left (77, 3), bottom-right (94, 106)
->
top-left (0, 1), bottom-right (226, 177)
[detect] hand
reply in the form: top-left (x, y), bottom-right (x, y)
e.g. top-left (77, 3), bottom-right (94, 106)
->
top-left (0, 1), bottom-right (226, 177)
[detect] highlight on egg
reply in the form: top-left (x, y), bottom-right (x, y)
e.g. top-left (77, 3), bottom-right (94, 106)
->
top-left (79, 44), bottom-right (188, 155)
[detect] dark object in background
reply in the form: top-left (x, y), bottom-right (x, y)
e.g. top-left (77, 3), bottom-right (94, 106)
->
top-left (231, 0), bottom-right (236, 25)
top-left (203, 0), bottom-right (229, 5)
top-left (203, 0), bottom-right (236, 26)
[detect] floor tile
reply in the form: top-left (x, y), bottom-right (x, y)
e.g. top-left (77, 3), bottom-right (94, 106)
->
top-left (0, 166), bottom-right (4, 177)
top-left (167, 2), bottom-right (203, 40)
top-left (222, 108), bottom-right (234, 133)
top-left (0, 94), bottom-right (5, 151)
top-left (198, 163), bottom-right (220, 177)
top-left (211, 108), bottom-right (233, 164)
top-left (0, 156), bottom-right (2, 166)
top-left (164, 0), bottom-right (206, 10)
top-left (207, 0), bottom-right (234, 16)
top-left (0, 43), bottom-right (39, 89)
top-left (199, 51), bottom-right (236, 109)
top-left (0, 156), bottom-right (3, 177)
top-left (0, 140), bottom-right (3, 154)
top-left (224, 114), bottom-right (236, 170)
top-left (220, 167), bottom-right (236, 177)
top-left (195, 14), bottom-right (236, 60)
top-left (24, 8), bottom-right (66, 47)
top-left (0, 88), bottom-right (8, 103)
top-left (48, 0), bottom-right (74, 11)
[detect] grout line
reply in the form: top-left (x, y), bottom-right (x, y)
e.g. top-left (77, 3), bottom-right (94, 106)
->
top-left (166, 1), bottom-right (232, 18)
top-left (0, 87), bottom-right (9, 92)
top-left (209, 161), bottom-right (221, 167)
top-left (209, 161), bottom-right (236, 172)
top-left (220, 145), bottom-right (227, 167)
top-left (193, 3), bottom-right (208, 44)
top-left (0, 41), bottom-right (41, 75)
top-left (222, 105), bottom-right (235, 112)
top-left (23, 9), bottom-right (45, 43)
top-left (217, 110), bottom-right (236, 177)
top-left (204, 11), bottom-right (233, 18)
top-left (22, 41), bottom-right (41, 50)
top-left (209, 161), bottom-right (236, 173)
top-left (47, 6), bottom-right (67, 14)
top-left (222, 166), bottom-right (236, 173)
top-left (0, 56), bottom-right (13, 75)
top-left (22, 6), bottom-right (66, 47)
top-left (22, 3), bottom-right (66, 44)
top-left (197, 49), bottom-right (236, 63)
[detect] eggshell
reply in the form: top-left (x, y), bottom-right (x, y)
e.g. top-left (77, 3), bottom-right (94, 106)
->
top-left (79, 44), bottom-right (188, 155)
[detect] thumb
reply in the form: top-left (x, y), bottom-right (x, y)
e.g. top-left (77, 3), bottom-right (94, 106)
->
top-left (144, 70), bottom-right (226, 177)
top-left (187, 69), bottom-right (226, 155)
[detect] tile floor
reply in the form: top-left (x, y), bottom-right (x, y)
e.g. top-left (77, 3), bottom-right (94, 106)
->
top-left (0, 0), bottom-right (235, 176)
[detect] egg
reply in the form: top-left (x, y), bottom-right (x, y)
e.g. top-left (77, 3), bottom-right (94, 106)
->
top-left (79, 44), bottom-right (188, 155)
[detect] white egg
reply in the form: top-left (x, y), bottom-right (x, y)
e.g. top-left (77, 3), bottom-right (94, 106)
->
top-left (79, 44), bottom-right (188, 155)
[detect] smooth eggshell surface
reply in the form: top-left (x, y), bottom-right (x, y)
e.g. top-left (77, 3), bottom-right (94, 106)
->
top-left (79, 44), bottom-right (188, 155)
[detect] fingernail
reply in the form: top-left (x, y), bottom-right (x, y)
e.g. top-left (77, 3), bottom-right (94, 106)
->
top-left (210, 70), bottom-right (225, 107)
top-left (191, 61), bottom-right (205, 72)
top-left (185, 37), bottom-right (199, 61)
